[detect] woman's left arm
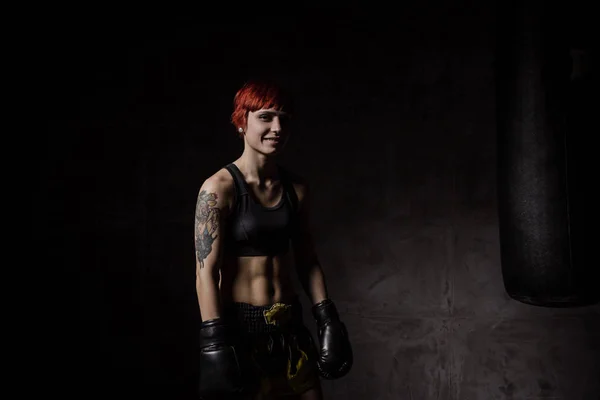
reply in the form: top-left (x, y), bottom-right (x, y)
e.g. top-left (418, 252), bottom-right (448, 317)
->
top-left (291, 181), bottom-right (329, 306)
top-left (291, 179), bottom-right (354, 380)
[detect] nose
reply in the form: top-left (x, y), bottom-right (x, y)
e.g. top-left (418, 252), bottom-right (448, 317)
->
top-left (271, 117), bottom-right (282, 133)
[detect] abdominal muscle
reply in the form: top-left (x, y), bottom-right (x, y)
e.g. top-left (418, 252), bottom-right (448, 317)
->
top-left (219, 249), bottom-right (298, 307)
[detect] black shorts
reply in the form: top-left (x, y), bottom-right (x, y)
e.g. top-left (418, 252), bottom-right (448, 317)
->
top-left (223, 296), bottom-right (321, 397)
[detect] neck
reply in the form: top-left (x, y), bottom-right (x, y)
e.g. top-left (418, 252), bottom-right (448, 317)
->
top-left (236, 148), bottom-right (279, 185)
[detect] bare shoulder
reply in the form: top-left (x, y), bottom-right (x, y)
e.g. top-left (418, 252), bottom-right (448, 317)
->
top-left (197, 167), bottom-right (236, 213)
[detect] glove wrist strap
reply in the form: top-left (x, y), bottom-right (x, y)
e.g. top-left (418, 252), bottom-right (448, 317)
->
top-left (312, 298), bottom-right (340, 324)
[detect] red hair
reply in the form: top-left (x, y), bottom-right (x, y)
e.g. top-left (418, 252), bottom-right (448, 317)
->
top-left (231, 80), bottom-right (293, 137)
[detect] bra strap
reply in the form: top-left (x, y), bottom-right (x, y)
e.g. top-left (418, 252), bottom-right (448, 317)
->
top-left (279, 165), bottom-right (299, 214)
top-left (225, 163), bottom-right (248, 196)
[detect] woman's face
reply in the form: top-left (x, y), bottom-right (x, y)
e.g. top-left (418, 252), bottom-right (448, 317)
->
top-left (243, 108), bottom-right (291, 156)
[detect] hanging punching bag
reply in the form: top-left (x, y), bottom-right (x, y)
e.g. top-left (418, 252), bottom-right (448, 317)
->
top-left (496, 1), bottom-right (594, 307)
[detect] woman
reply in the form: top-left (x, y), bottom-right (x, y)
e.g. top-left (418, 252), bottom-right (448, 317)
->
top-left (194, 79), bottom-right (353, 399)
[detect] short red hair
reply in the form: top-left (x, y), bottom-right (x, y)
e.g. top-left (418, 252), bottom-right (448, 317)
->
top-left (231, 79), bottom-right (293, 137)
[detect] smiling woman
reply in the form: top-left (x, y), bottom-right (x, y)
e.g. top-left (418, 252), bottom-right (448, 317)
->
top-left (241, 107), bottom-right (291, 153)
top-left (194, 79), bottom-right (353, 399)
top-left (231, 80), bottom-right (294, 157)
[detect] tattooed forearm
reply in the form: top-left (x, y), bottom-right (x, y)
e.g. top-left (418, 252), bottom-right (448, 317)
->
top-left (195, 190), bottom-right (221, 268)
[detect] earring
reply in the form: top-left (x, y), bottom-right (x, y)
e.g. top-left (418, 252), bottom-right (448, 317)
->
top-left (238, 127), bottom-right (244, 133)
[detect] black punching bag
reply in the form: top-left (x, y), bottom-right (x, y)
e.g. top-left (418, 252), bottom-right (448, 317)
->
top-left (496, 1), bottom-right (594, 307)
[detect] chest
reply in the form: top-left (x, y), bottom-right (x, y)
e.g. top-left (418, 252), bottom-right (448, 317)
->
top-left (230, 193), bottom-right (293, 241)
top-left (246, 182), bottom-right (284, 209)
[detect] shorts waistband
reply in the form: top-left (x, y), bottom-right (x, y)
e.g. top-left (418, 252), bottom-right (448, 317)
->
top-left (224, 295), bottom-right (305, 334)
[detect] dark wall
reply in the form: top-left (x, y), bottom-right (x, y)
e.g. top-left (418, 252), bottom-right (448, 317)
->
top-left (43, 4), bottom-right (598, 399)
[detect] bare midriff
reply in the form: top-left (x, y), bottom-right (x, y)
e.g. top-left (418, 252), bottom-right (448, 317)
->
top-left (219, 248), bottom-right (298, 307)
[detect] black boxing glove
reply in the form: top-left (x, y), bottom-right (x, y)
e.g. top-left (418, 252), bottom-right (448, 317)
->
top-left (198, 318), bottom-right (254, 399)
top-left (311, 299), bottom-right (353, 379)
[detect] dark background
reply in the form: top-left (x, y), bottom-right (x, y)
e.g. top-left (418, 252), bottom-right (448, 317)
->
top-left (41, 3), bottom-right (598, 399)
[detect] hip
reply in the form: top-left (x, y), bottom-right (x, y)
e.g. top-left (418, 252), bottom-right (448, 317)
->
top-left (223, 296), bottom-right (321, 397)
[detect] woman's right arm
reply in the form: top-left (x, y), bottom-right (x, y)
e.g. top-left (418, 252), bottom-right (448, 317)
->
top-left (194, 176), bottom-right (231, 322)
top-left (194, 175), bottom-right (255, 397)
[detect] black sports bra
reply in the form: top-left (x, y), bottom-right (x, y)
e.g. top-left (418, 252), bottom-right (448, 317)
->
top-left (224, 163), bottom-right (299, 257)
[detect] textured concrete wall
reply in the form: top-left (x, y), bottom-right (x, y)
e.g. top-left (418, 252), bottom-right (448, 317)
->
top-left (45, 4), bottom-right (599, 399)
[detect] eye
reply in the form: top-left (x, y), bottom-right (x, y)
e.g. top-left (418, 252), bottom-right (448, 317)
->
top-left (259, 114), bottom-right (273, 121)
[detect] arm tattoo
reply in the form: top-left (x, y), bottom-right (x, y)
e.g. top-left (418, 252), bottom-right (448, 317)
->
top-left (195, 190), bottom-right (221, 268)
